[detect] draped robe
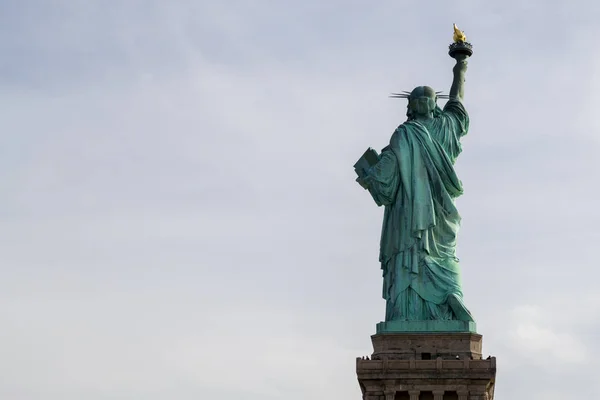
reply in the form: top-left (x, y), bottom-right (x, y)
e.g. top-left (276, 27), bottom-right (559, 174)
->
top-left (363, 99), bottom-right (474, 321)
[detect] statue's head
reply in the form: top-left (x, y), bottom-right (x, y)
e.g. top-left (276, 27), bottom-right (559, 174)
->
top-left (407, 86), bottom-right (437, 119)
top-left (389, 87), bottom-right (446, 121)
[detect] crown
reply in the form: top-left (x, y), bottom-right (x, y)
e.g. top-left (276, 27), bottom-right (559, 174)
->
top-left (389, 91), bottom-right (449, 99)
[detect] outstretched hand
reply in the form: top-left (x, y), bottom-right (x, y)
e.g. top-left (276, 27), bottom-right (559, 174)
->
top-left (453, 53), bottom-right (469, 63)
top-left (452, 55), bottom-right (468, 76)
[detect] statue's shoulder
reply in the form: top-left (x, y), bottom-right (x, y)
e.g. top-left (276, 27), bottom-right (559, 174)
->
top-left (390, 123), bottom-right (407, 144)
top-left (443, 98), bottom-right (468, 114)
top-left (394, 121), bottom-right (416, 132)
top-left (391, 121), bottom-right (427, 141)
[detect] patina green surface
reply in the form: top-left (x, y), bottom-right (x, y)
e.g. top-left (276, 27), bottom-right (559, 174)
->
top-left (376, 320), bottom-right (477, 334)
top-left (355, 37), bottom-right (476, 332)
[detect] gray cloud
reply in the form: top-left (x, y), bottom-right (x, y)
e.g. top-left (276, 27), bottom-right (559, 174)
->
top-left (1, 0), bottom-right (599, 399)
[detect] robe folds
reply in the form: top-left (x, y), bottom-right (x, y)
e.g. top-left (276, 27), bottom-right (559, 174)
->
top-left (363, 99), bottom-right (474, 321)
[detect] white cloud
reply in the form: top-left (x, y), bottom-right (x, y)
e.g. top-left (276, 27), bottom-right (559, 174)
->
top-left (509, 305), bottom-right (586, 364)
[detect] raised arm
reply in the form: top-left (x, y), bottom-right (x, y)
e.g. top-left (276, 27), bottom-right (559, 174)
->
top-left (449, 54), bottom-right (468, 101)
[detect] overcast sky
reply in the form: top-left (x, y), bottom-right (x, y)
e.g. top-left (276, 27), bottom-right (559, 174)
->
top-left (1, 1), bottom-right (600, 399)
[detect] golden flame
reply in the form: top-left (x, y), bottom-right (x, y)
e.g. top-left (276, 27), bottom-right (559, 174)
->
top-left (453, 23), bottom-right (467, 43)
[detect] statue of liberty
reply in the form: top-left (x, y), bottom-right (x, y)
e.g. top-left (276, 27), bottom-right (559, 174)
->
top-left (355, 30), bottom-right (476, 328)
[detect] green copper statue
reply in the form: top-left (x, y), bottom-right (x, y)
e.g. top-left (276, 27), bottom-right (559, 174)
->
top-left (354, 26), bottom-right (475, 331)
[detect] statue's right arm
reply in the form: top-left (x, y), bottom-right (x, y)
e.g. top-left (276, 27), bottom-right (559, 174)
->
top-left (443, 56), bottom-right (470, 142)
top-left (449, 55), bottom-right (468, 101)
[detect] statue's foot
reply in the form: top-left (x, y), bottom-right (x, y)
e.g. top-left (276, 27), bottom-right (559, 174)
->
top-left (447, 293), bottom-right (475, 322)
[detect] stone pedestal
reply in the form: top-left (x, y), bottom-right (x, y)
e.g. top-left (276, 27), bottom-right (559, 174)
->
top-left (357, 332), bottom-right (496, 400)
